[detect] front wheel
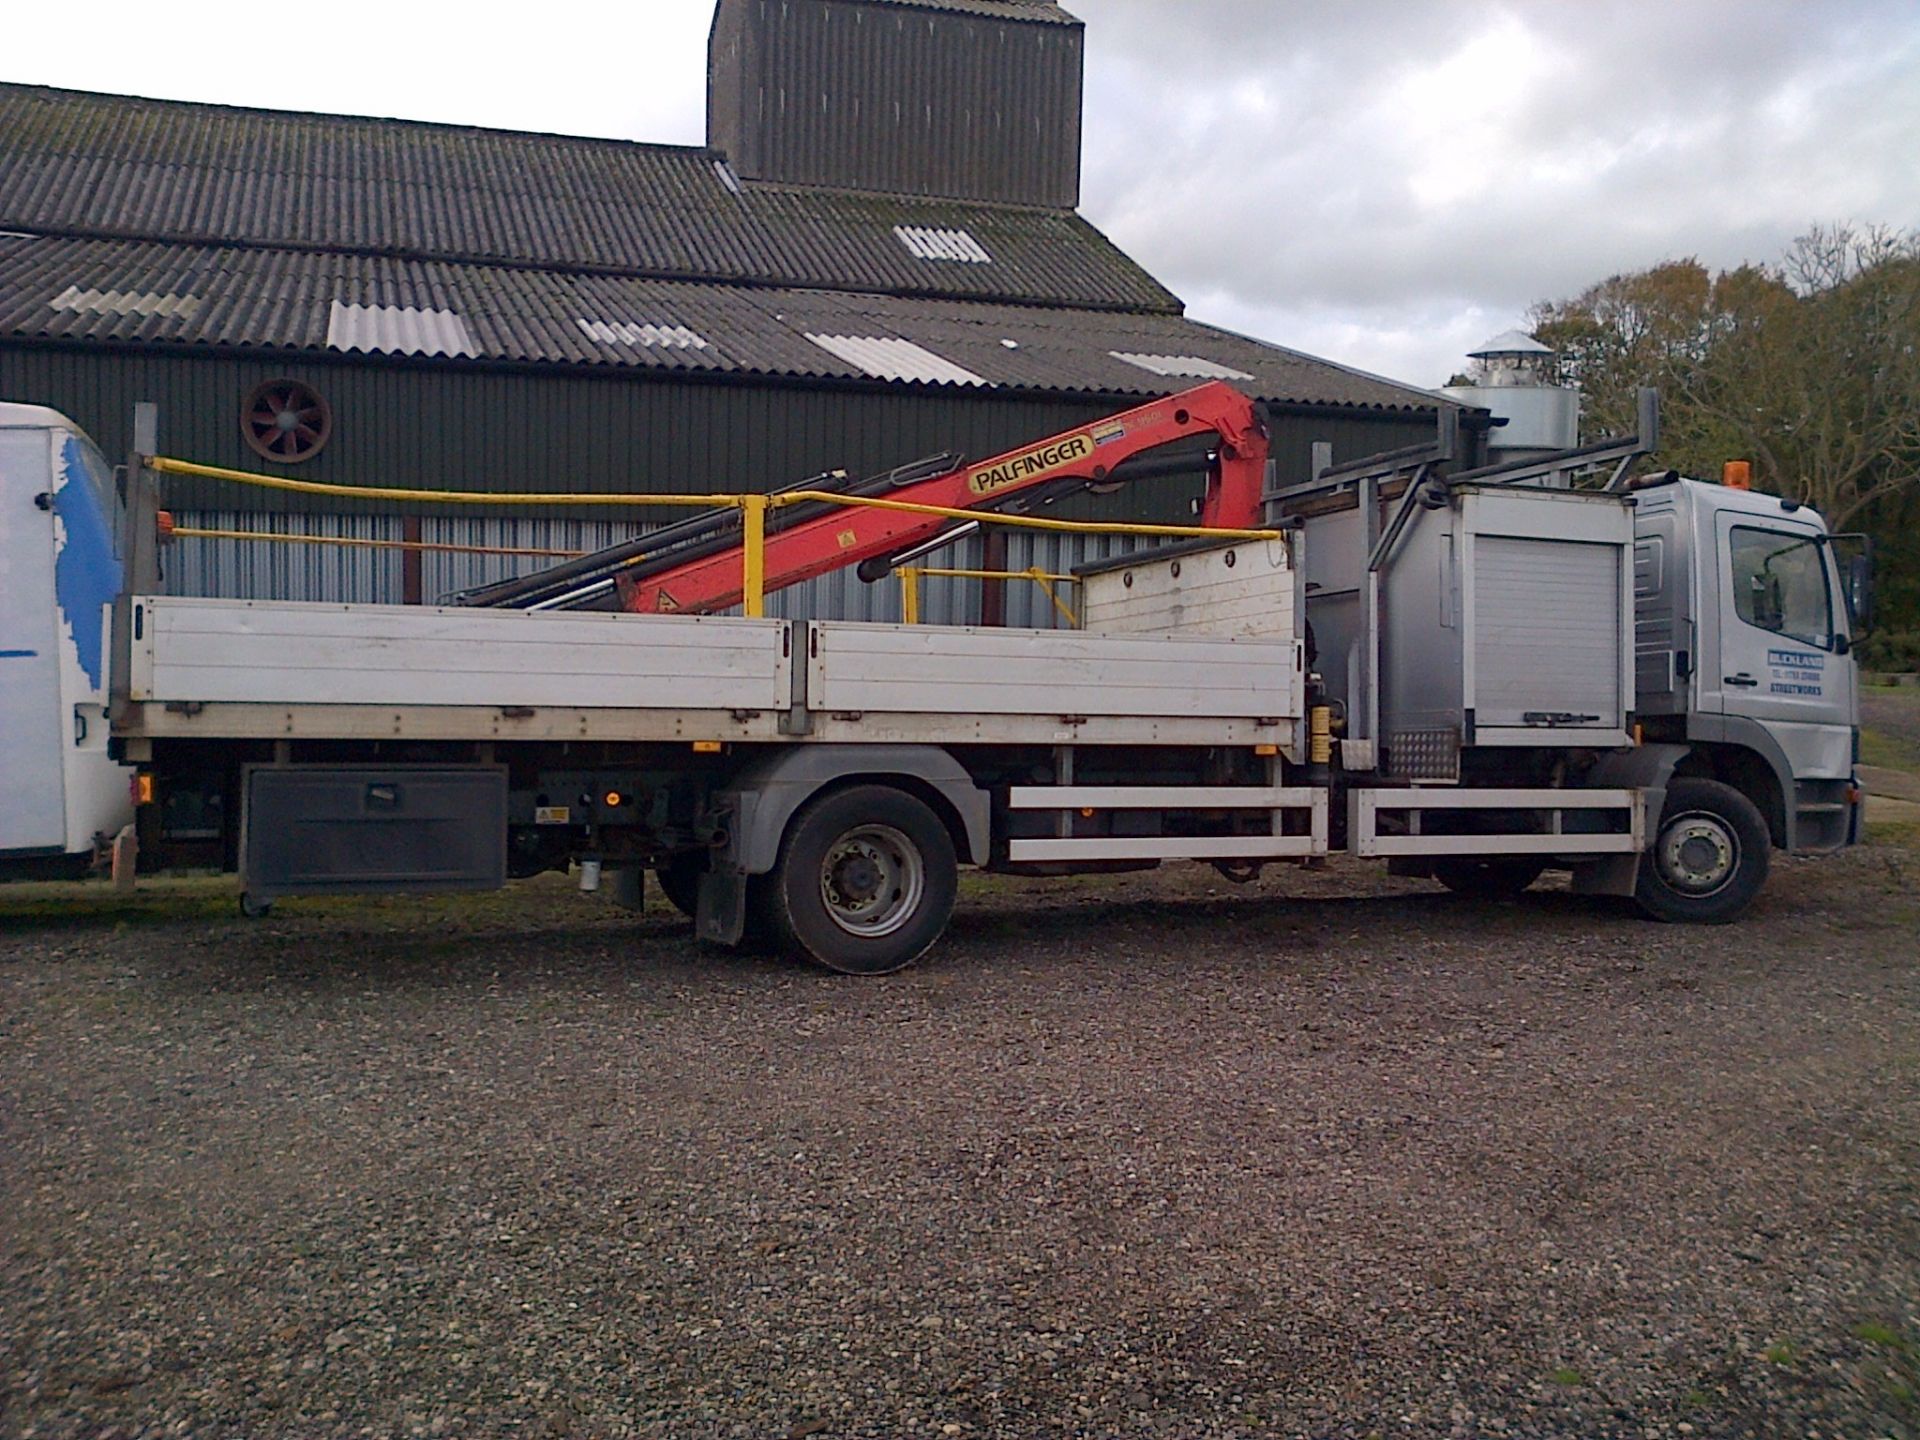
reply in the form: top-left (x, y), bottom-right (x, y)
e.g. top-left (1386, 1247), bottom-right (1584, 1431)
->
top-left (763, 785), bottom-right (958, 975)
top-left (1634, 778), bottom-right (1770, 924)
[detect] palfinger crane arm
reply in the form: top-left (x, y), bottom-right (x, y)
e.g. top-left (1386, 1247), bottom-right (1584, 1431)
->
top-left (451, 382), bottom-right (1269, 614)
top-left (617, 381), bottom-right (1268, 615)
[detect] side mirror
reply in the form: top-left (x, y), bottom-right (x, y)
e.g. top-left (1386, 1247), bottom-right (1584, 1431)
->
top-left (1848, 555), bottom-right (1874, 633)
top-left (1832, 534), bottom-right (1874, 636)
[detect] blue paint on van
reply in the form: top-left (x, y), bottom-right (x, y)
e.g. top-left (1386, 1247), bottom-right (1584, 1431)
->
top-left (52, 436), bottom-right (122, 690)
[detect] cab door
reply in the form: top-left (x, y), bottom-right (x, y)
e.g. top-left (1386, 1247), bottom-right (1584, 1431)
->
top-left (0, 428), bottom-right (67, 853)
top-left (1709, 509), bottom-right (1854, 778)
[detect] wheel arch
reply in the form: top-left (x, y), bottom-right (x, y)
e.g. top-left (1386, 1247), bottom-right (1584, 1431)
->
top-left (1676, 726), bottom-right (1792, 850)
top-left (718, 745), bottom-right (990, 877)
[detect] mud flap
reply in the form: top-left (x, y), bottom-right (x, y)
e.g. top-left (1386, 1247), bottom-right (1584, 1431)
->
top-left (1569, 743), bottom-right (1689, 897)
top-left (609, 867), bottom-right (646, 913)
top-left (696, 867), bottom-right (748, 946)
top-left (1568, 853), bottom-right (1641, 897)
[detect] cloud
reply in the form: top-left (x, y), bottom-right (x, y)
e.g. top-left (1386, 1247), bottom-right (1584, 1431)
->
top-left (1076, 0), bottom-right (1920, 381)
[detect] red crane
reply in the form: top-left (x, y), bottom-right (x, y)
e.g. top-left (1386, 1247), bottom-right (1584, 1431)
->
top-left (456, 382), bottom-right (1269, 614)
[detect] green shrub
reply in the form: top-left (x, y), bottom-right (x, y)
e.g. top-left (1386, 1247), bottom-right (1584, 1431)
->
top-left (1858, 630), bottom-right (1920, 673)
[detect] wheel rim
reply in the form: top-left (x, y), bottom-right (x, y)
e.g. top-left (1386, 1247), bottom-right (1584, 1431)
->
top-left (818, 824), bottom-right (924, 939)
top-left (1655, 810), bottom-right (1740, 897)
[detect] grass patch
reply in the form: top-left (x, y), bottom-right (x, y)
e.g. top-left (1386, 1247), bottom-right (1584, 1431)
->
top-left (1854, 1321), bottom-right (1910, 1351)
top-left (0, 873), bottom-right (239, 929)
top-left (1850, 1321), bottom-right (1920, 1419)
top-left (1763, 1340), bottom-right (1800, 1367)
top-left (1862, 727), bottom-right (1920, 776)
top-left (1547, 1367), bottom-right (1584, 1387)
top-left (0, 870), bottom-right (644, 937)
top-left (1866, 819), bottom-right (1920, 848)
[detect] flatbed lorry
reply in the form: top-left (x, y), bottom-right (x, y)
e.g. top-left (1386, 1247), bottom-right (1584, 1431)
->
top-left (0, 389), bottom-right (1869, 972)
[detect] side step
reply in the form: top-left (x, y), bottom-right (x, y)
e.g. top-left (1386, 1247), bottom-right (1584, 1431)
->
top-left (1005, 784), bottom-right (1328, 863)
top-left (1350, 787), bottom-right (1645, 858)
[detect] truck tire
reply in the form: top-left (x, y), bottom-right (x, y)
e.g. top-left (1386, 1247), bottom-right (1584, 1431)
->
top-left (762, 784), bottom-right (957, 975)
top-left (1432, 857), bottom-right (1546, 899)
top-left (1635, 778), bottom-right (1770, 924)
top-left (655, 855), bottom-right (704, 920)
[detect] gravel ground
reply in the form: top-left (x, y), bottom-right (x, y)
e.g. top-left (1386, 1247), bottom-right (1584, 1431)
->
top-left (3, 845), bottom-right (1918, 1440)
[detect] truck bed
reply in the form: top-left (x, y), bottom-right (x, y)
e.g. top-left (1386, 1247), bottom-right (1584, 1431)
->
top-left (121, 597), bottom-right (1304, 750)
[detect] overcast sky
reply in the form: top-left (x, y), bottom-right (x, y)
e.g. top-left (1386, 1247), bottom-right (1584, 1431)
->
top-left (7, 1), bottom-right (1918, 386)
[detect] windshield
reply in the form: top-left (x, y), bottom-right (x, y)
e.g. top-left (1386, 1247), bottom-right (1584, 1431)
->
top-left (1729, 525), bottom-right (1832, 650)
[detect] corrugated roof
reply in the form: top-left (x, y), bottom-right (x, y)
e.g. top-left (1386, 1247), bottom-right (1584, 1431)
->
top-left (0, 233), bottom-right (1443, 411)
top-left (805, 333), bottom-right (988, 386)
top-left (864, 0), bottom-right (1081, 24)
top-left (0, 82), bottom-right (1166, 314)
top-left (325, 301), bottom-right (476, 359)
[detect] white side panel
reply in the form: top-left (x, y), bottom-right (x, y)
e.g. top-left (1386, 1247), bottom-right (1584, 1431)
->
top-left (1080, 539), bottom-right (1295, 639)
top-left (1009, 835), bottom-right (1320, 861)
top-left (1349, 788), bottom-right (1646, 858)
top-left (135, 598), bottom-right (792, 712)
top-left (808, 621), bottom-right (1299, 720)
top-left (0, 429), bottom-right (66, 852)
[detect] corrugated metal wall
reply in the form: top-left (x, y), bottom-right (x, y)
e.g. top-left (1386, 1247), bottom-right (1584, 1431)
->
top-left (2, 344), bottom-right (1433, 513)
top-left (0, 346), bottom-right (1160, 514)
top-left (8, 341), bottom-right (1436, 620)
top-left (171, 510), bottom-right (406, 603)
top-left (711, 0), bottom-right (1083, 206)
top-left (167, 510), bottom-right (1135, 628)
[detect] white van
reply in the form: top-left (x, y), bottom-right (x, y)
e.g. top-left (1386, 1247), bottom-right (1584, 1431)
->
top-left (0, 403), bottom-right (133, 876)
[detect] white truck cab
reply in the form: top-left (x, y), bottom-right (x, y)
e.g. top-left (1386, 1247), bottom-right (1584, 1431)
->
top-left (0, 403), bottom-right (133, 875)
top-left (1631, 476), bottom-right (1862, 855)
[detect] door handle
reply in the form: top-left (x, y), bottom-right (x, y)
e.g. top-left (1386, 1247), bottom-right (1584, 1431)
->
top-left (1724, 673), bottom-right (1758, 688)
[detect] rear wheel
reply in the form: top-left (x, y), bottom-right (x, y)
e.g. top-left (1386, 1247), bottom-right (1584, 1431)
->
top-left (763, 785), bottom-right (957, 975)
top-left (1635, 778), bottom-right (1769, 924)
top-left (1432, 856), bottom-right (1546, 899)
top-left (655, 855), bottom-right (704, 919)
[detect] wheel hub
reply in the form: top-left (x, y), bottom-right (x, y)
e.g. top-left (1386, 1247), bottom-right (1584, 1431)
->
top-left (832, 853), bottom-right (883, 902)
top-left (1657, 813), bottom-right (1738, 896)
top-left (819, 824), bottom-right (925, 939)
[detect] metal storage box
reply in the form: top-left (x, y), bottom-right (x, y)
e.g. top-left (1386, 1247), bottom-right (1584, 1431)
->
top-left (1380, 485), bottom-right (1633, 777)
top-left (240, 765), bottom-right (507, 900)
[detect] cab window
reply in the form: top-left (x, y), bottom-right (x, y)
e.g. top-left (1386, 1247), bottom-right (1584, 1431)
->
top-left (1729, 526), bottom-right (1831, 649)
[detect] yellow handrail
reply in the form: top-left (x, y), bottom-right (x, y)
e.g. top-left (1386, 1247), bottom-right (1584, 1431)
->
top-left (146, 455), bottom-right (1282, 620)
top-left (776, 488), bottom-right (1279, 543)
top-left (148, 457), bottom-right (729, 509)
top-left (897, 566), bottom-right (1082, 627)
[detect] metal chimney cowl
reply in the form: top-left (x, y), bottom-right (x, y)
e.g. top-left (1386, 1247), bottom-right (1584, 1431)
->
top-left (1442, 329), bottom-right (1580, 461)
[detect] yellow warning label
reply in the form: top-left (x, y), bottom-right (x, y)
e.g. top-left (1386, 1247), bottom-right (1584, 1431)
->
top-left (534, 806), bottom-right (571, 825)
top-left (656, 589), bottom-right (679, 612)
top-left (967, 432), bottom-right (1095, 496)
top-left (837, 529), bottom-right (859, 549)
